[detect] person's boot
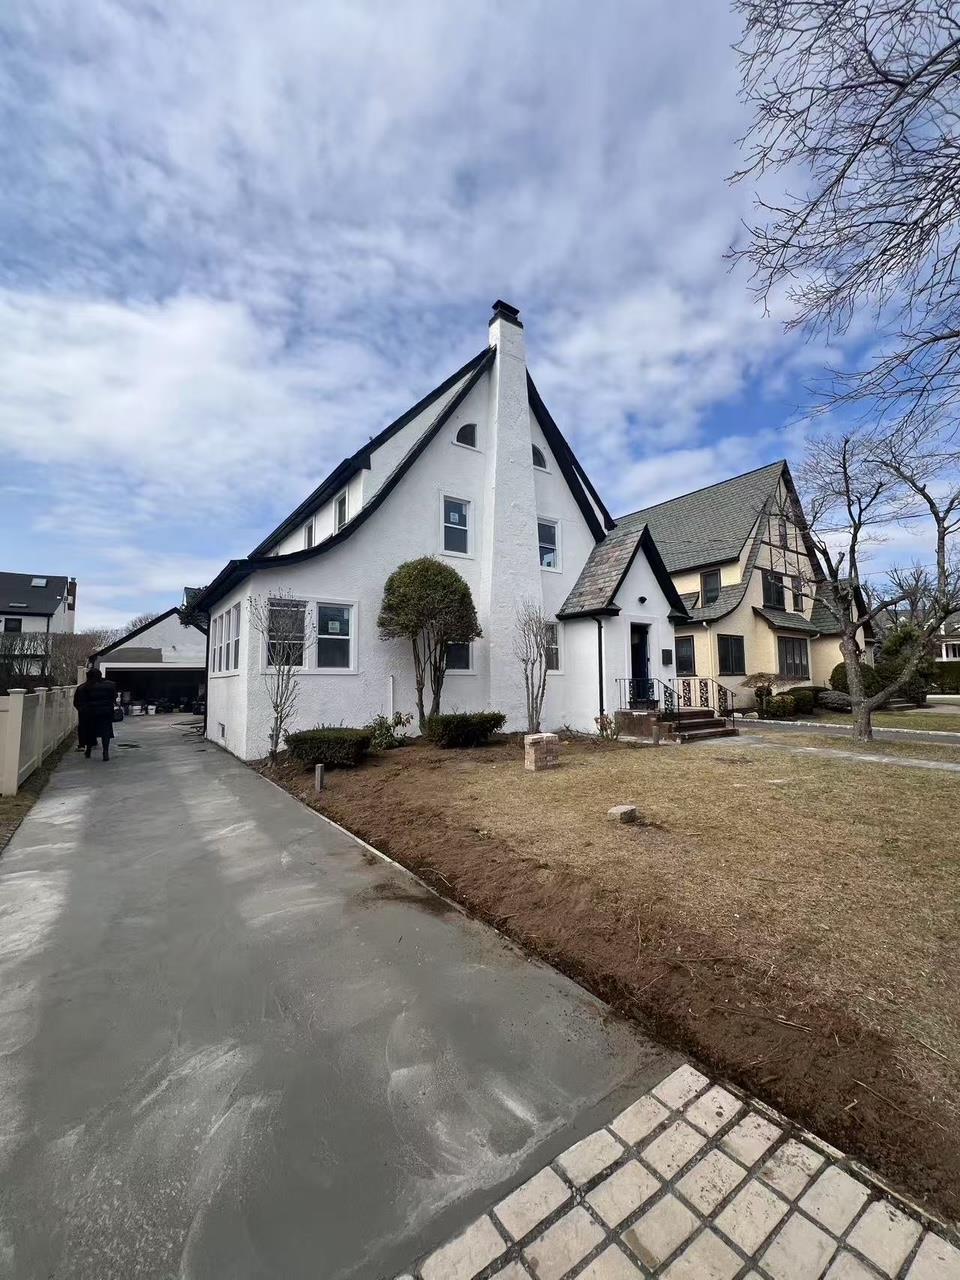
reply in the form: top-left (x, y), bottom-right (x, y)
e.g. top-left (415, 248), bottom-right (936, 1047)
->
top-left (84, 746), bottom-right (92, 758)
top-left (102, 745), bottom-right (110, 762)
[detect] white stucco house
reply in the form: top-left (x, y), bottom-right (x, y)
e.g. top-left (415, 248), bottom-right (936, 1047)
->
top-left (192, 302), bottom-right (690, 760)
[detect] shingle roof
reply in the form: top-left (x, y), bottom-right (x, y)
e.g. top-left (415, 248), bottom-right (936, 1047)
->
top-left (943, 611), bottom-right (960, 636)
top-left (616, 461), bottom-right (786, 573)
top-left (0, 572), bottom-right (70, 617)
top-left (753, 606), bottom-right (824, 635)
top-left (558, 524), bottom-right (689, 620)
top-left (559, 525), bottom-right (646, 616)
top-left (809, 584), bottom-right (844, 635)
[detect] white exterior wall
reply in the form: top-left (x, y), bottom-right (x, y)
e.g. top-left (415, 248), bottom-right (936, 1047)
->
top-left (206, 584), bottom-right (249, 757)
top-left (602, 545), bottom-right (676, 712)
top-left (1, 614), bottom-right (49, 633)
top-left (107, 611), bottom-right (208, 665)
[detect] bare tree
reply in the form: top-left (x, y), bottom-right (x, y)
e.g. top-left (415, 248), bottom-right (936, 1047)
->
top-left (793, 423), bottom-right (960, 738)
top-left (0, 631), bottom-right (51, 682)
top-left (248, 593), bottom-right (315, 759)
top-left (47, 629), bottom-right (113, 685)
top-left (123, 611), bottom-right (160, 633)
top-left (731, 1), bottom-right (960, 425)
top-left (513, 600), bottom-right (551, 733)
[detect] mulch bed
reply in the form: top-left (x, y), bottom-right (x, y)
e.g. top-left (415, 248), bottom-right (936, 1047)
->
top-left (260, 740), bottom-right (960, 1225)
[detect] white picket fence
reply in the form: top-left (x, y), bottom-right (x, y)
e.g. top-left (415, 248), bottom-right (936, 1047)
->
top-left (0, 686), bottom-right (77, 797)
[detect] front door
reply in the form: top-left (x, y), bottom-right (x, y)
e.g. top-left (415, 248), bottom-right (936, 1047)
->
top-left (630, 623), bottom-right (650, 705)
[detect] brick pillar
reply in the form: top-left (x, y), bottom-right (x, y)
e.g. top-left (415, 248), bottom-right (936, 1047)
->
top-left (524, 732), bottom-right (560, 771)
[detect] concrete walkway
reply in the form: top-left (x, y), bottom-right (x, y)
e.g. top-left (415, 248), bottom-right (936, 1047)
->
top-left (0, 718), bottom-right (672, 1280)
top-left (739, 719), bottom-right (960, 747)
top-left (729, 734), bottom-right (960, 773)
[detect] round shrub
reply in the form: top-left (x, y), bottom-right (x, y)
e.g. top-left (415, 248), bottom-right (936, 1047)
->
top-left (784, 687), bottom-right (816, 715)
top-left (761, 693), bottom-right (796, 719)
top-left (829, 661), bottom-right (883, 696)
top-left (818, 689), bottom-right (852, 712)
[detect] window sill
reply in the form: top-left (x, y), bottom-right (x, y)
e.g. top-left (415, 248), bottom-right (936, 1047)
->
top-left (210, 672), bottom-right (241, 679)
top-left (452, 442), bottom-right (481, 453)
top-left (445, 669), bottom-right (476, 676)
top-left (440, 550), bottom-right (473, 560)
top-left (540, 564), bottom-right (562, 574)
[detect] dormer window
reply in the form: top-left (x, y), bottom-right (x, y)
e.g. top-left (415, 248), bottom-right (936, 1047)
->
top-left (334, 490), bottom-right (348, 532)
top-left (700, 569), bottom-right (721, 606)
top-left (455, 422), bottom-right (477, 449)
top-left (532, 444), bottom-right (547, 470)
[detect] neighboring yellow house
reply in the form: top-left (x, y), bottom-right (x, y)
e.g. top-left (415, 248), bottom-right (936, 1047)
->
top-left (617, 460), bottom-right (860, 711)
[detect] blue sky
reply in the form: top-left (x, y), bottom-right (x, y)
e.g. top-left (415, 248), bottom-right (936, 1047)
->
top-left (0, 0), bottom-right (897, 629)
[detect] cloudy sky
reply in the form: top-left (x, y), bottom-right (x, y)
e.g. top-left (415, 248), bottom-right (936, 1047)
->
top-left (0, 0), bottom-right (887, 629)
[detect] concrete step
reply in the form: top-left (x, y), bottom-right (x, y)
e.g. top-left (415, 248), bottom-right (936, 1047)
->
top-left (678, 726), bottom-right (739, 743)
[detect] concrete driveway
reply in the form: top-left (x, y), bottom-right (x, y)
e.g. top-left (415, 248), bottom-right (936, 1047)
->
top-left (0, 718), bottom-right (672, 1280)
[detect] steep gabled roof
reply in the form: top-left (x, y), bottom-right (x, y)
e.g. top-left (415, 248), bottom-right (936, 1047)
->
top-left (558, 523), bottom-right (689, 621)
top-left (616, 460), bottom-right (786, 573)
top-left (192, 348), bottom-right (612, 615)
top-left (249, 346), bottom-right (492, 558)
top-left (91, 607), bottom-right (207, 659)
top-left (0, 572), bottom-right (69, 617)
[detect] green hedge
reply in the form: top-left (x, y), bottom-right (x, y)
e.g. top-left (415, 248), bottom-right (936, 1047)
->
top-left (829, 661), bottom-right (884, 697)
top-left (931, 661), bottom-right (960, 694)
top-left (783, 687), bottom-right (817, 715)
top-left (426, 711), bottom-right (506, 748)
top-left (761, 693), bottom-right (796, 719)
top-left (818, 689), bottom-right (852, 712)
top-left (284, 727), bottom-right (372, 768)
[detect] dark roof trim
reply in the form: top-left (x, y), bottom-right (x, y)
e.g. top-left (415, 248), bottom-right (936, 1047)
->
top-left (192, 349), bottom-right (497, 614)
top-left (249, 346), bottom-right (491, 558)
top-left (91, 607), bottom-right (206, 658)
top-left (526, 374), bottom-right (615, 540)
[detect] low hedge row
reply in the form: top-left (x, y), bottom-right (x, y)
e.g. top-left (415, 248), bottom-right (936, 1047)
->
top-left (284, 727), bottom-right (373, 768)
top-left (426, 711), bottom-right (506, 748)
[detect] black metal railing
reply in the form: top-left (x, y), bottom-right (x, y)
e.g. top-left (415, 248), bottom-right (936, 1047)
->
top-left (617, 677), bottom-right (681, 730)
top-left (672, 676), bottom-right (735, 720)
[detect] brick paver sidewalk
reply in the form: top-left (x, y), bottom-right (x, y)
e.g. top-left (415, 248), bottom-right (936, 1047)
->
top-left (395, 1063), bottom-right (960, 1280)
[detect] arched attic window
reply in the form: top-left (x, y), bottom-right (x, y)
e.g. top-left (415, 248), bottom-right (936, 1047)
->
top-left (455, 422), bottom-right (477, 448)
top-left (532, 444), bottom-right (547, 470)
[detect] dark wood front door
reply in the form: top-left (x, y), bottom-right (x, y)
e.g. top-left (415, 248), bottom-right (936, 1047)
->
top-left (630, 623), bottom-right (650, 698)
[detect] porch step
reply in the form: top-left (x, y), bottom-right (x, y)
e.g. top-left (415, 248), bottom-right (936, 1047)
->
top-left (678, 725), bottom-right (739, 743)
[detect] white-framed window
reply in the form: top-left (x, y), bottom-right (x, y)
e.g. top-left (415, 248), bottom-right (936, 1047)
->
top-left (223, 606), bottom-right (232, 671)
top-left (266, 598), bottom-right (306, 668)
top-left (442, 496), bottom-right (470, 555)
top-left (532, 444), bottom-right (547, 470)
top-left (945, 642), bottom-right (960, 660)
top-left (538, 518), bottom-right (560, 570)
top-left (215, 614), bottom-right (223, 672)
top-left (304, 520), bottom-right (314, 549)
top-left (334, 490), bottom-right (348, 532)
top-left (544, 622), bottom-right (561, 672)
top-left (232, 603), bottom-right (240, 668)
top-left (455, 422), bottom-right (478, 449)
top-left (317, 603), bottom-right (353, 670)
top-left (446, 641), bottom-right (472, 671)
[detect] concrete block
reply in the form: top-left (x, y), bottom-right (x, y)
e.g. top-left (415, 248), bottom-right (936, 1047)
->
top-left (420, 1214), bottom-right (506, 1280)
top-left (314, 764), bottom-right (325, 791)
top-left (622, 1194), bottom-right (698, 1269)
top-left (720, 1113), bottom-right (782, 1166)
top-left (610, 1094), bottom-right (669, 1145)
top-left (652, 1064), bottom-right (710, 1109)
top-left (714, 1178), bottom-right (789, 1254)
top-left (641, 1120), bottom-right (708, 1179)
top-left (759, 1140), bottom-right (824, 1200)
top-left (662, 1228), bottom-right (742, 1279)
top-left (494, 1166), bottom-right (570, 1241)
top-left (846, 1200), bottom-right (921, 1275)
top-left (685, 1085), bottom-right (743, 1136)
top-left (607, 804), bottom-right (637, 824)
top-left (578, 1246), bottom-right (646, 1279)
top-left (759, 1212), bottom-right (836, 1279)
top-left (676, 1148), bottom-right (746, 1214)
top-left (586, 1159), bottom-right (660, 1227)
top-left (522, 1205), bottom-right (604, 1280)
top-left (906, 1233), bottom-right (960, 1279)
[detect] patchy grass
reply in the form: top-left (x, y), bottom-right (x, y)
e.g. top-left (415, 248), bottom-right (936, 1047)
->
top-left (265, 735), bottom-right (960, 1220)
top-left (746, 726), bottom-right (960, 764)
top-left (0, 737), bottom-right (73, 855)
top-left (810, 710), bottom-right (960, 733)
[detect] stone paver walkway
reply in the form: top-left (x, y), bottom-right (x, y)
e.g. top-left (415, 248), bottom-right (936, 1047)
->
top-left (397, 1064), bottom-right (960, 1280)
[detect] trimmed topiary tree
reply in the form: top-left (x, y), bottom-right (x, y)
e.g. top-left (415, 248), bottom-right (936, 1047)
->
top-left (378, 557), bottom-right (482, 734)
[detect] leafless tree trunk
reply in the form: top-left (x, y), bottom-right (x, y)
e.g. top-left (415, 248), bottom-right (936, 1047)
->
top-left (248, 594), bottom-right (315, 759)
top-left (793, 422), bottom-right (960, 739)
top-left (0, 631), bottom-right (51, 682)
top-left (730, 1), bottom-right (960, 426)
top-left (513, 600), bottom-right (550, 733)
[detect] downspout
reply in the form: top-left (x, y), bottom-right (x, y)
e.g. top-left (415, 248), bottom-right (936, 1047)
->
top-left (201, 616), bottom-right (211, 739)
top-left (595, 615), bottom-right (605, 716)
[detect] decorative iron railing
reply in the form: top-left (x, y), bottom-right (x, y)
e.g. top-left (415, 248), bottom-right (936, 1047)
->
top-left (616, 677), bottom-right (681, 730)
top-left (672, 676), bottom-right (735, 719)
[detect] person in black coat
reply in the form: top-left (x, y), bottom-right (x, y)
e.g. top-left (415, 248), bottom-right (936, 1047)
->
top-left (74, 668), bottom-right (118, 760)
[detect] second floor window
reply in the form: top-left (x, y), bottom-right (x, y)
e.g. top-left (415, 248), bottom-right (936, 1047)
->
top-left (791, 577), bottom-right (804, 612)
top-left (455, 422), bottom-right (477, 448)
top-left (538, 519), bottom-right (559, 569)
top-left (443, 497), bottom-right (469, 554)
top-left (304, 520), bottom-right (314, 549)
top-left (701, 569), bottom-right (721, 606)
top-left (762, 570), bottom-right (786, 610)
top-left (532, 444), bottom-right (547, 469)
top-left (334, 491), bottom-right (348, 532)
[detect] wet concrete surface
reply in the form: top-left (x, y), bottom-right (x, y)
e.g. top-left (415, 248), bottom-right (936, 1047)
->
top-left (0, 718), bottom-right (673, 1280)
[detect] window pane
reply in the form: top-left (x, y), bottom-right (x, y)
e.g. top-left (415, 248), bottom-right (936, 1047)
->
top-left (446, 642), bottom-right (471, 670)
top-left (718, 634), bottom-right (745, 675)
top-left (763, 571), bottom-right (786, 609)
top-left (4, 618), bottom-right (23, 633)
top-left (532, 445), bottom-right (547, 469)
top-left (318, 605), bottom-right (350, 638)
top-left (267, 599), bottom-right (306, 667)
top-left (792, 577), bottom-right (804, 612)
top-left (317, 637), bottom-right (350, 668)
top-left (544, 622), bottom-right (559, 671)
top-left (538, 520), bottom-right (558, 568)
top-left (335, 494), bottom-right (347, 530)
top-left (676, 636), bottom-right (695, 675)
top-left (443, 498), bottom-right (469, 553)
top-left (701, 570), bottom-right (720, 605)
top-left (456, 422), bottom-right (477, 447)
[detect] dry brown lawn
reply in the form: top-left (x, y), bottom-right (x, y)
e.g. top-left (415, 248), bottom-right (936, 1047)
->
top-left (264, 735), bottom-right (960, 1220)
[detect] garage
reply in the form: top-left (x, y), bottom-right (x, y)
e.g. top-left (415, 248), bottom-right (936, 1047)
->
top-left (92, 608), bottom-right (207, 714)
